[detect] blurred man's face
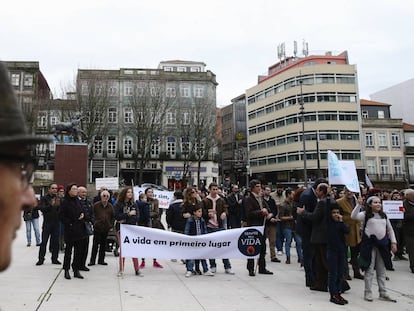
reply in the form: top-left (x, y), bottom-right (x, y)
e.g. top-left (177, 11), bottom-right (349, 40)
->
top-left (0, 162), bottom-right (36, 271)
top-left (78, 187), bottom-right (87, 199)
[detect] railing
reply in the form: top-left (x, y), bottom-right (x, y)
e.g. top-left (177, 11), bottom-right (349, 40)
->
top-left (368, 174), bottom-right (406, 182)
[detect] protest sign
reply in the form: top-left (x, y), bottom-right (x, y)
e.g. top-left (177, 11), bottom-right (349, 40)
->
top-left (133, 186), bottom-right (174, 209)
top-left (382, 200), bottom-right (404, 220)
top-left (120, 225), bottom-right (264, 259)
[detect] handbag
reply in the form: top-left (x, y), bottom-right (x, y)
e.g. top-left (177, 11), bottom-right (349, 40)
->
top-left (84, 221), bottom-right (94, 235)
top-left (23, 211), bottom-right (32, 221)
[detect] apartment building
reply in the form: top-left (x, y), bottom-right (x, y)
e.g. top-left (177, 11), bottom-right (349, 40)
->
top-left (77, 60), bottom-right (219, 188)
top-left (246, 51), bottom-right (364, 185)
top-left (361, 99), bottom-right (406, 189)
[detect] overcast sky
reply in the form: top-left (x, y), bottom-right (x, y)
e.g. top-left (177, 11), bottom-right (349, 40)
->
top-left (1, 0), bottom-right (413, 106)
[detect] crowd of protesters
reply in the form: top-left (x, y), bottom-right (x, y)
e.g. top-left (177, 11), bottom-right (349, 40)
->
top-left (27, 178), bottom-right (414, 305)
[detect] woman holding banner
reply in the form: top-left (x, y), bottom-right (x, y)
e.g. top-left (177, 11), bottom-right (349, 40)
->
top-left (114, 187), bottom-right (142, 277)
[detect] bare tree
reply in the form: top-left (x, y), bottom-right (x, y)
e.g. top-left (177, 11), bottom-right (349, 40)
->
top-left (192, 97), bottom-right (217, 187)
top-left (76, 77), bottom-right (111, 160)
top-left (125, 79), bottom-right (175, 185)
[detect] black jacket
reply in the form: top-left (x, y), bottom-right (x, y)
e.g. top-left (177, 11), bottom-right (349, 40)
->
top-left (39, 193), bottom-right (61, 224)
top-left (166, 199), bottom-right (185, 232)
top-left (60, 196), bottom-right (87, 242)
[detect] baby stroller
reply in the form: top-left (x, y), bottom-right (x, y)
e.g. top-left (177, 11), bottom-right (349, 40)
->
top-left (106, 227), bottom-right (119, 257)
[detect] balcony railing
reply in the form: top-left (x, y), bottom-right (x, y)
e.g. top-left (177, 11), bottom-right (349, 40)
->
top-left (367, 173), bottom-right (406, 182)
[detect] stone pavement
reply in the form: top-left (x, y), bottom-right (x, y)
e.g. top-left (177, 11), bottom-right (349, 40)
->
top-left (1, 224), bottom-right (413, 311)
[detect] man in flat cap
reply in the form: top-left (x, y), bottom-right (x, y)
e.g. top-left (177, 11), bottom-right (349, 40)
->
top-left (0, 62), bottom-right (51, 272)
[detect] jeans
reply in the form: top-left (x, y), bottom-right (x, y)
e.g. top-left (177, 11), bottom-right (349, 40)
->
top-left (207, 227), bottom-right (231, 269)
top-left (276, 222), bottom-right (284, 252)
top-left (25, 217), bottom-right (41, 244)
top-left (282, 227), bottom-right (293, 257)
top-left (186, 259), bottom-right (208, 272)
top-left (293, 232), bottom-right (303, 260)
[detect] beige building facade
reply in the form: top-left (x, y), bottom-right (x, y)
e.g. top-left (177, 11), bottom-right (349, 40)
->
top-left (246, 51), bottom-right (364, 185)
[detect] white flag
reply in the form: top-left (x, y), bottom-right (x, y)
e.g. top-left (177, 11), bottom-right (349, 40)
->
top-left (327, 150), bottom-right (360, 193)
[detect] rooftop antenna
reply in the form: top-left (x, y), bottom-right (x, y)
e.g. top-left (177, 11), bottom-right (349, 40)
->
top-left (293, 40), bottom-right (298, 58)
top-left (302, 39), bottom-right (309, 57)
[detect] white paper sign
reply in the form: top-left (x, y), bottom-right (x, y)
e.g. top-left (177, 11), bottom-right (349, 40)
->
top-left (328, 150), bottom-right (360, 193)
top-left (382, 200), bottom-right (404, 220)
top-left (133, 186), bottom-right (175, 209)
top-left (120, 225), bottom-right (264, 259)
top-left (95, 177), bottom-right (119, 190)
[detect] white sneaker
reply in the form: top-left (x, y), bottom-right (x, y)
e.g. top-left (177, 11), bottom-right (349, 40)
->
top-left (204, 270), bottom-right (215, 276)
top-left (225, 268), bottom-right (235, 275)
top-left (117, 271), bottom-right (123, 277)
top-left (364, 291), bottom-right (373, 302)
top-left (210, 267), bottom-right (217, 273)
top-left (379, 294), bottom-right (396, 302)
top-left (277, 251), bottom-right (283, 256)
top-left (185, 271), bottom-right (193, 278)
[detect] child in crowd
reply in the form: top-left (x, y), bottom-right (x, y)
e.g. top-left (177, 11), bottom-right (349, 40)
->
top-left (184, 205), bottom-right (214, 277)
top-left (326, 204), bottom-right (350, 305)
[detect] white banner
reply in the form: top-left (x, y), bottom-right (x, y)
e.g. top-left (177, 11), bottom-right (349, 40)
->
top-left (133, 187), bottom-right (175, 209)
top-left (96, 177), bottom-right (119, 190)
top-left (327, 150), bottom-right (360, 193)
top-left (120, 225), bottom-right (264, 259)
top-left (382, 200), bottom-right (404, 220)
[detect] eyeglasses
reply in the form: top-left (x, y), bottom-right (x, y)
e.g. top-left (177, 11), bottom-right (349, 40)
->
top-left (0, 153), bottom-right (35, 190)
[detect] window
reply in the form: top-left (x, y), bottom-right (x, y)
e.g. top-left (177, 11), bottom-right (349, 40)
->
top-left (108, 108), bottom-right (117, 123)
top-left (94, 136), bottom-right (103, 155)
top-left (391, 132), bottom-right (400, 147)
top-left (177, 66), bottom-right (186, 72)
top-left (194, 87), bottom-right (203, 98)
top-left (109, 86), bottom-right (118, 96)
top-left (166, 137), bottom-right (176, 157)
top-left (37, 112), bottom-right (47, 127)
top-left (166, 87), bottom-right (176, 97)
top-left (362, 110), bottom-right (368, 118)
top-left (124, 85), bottom-right (133, 96)
top-left (378, 110), bottom-right (385, 119)
top-left (151, 138), bottom-right (160, 157)
top-left (181, 137), bottom-right (190, 154)
top-left (23, 74), bottom-right (33, 87)
top-left (123, 137), bottom-right (133, 157)
top-left (190, 67), bottom-right (201, 72)
top-left (365, 132), bottom-right (374, 147)
top-left (124, 107), bottom-right (133, 123)
top-left (11, 73), bottom-right (20, 86)
top-left (366, 158), bottom-right (376, 174)
top-left (180, 87), bottom-right (190, 97)
top-left (377, 132), bottom-right (387, 147)
top-left (166, 112), bottom-right (176, 125)
top-left (182, 112), bottom-right (190, 125)
top-left (393, 159), bottom-right (402, 176)
top-left (164, 66), bottom-right (173, 72)
top-left (195, 143), bottom-right (205, 155)
top-left (50, 116), bottom-right (59, 126)
top-left (380, 158), bottom-right (389, 175)
top-left (93, 112), bottom-right (104, 124)
top-left (81, 83), bottom-right (88, 95)
top-left (107, 136), bottom-right (117, 156)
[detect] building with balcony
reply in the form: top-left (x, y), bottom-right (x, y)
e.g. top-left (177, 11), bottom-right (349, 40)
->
top-left (76, 60), bottom-right (219, 189)
top-left (245, 51), bottom-right (364, 186)
top-left (361, 99), bottom-right (406, 189)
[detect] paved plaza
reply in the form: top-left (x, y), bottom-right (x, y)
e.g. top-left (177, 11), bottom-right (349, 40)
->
top-left (1, 224), bottom-right (413, 311)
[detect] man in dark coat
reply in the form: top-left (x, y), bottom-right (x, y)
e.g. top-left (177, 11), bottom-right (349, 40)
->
top-left (166, 191), bottom-right (185, 233)
top-left (297, 178), bottom-right (328, 287)
top-left (244, 179), bottom-right (273, 276)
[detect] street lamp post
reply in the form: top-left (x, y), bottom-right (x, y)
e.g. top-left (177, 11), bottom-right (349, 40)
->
top-left (316, 132), bottom-right (321, 178)
top-left (299, 79), bottom-right (307, 187)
